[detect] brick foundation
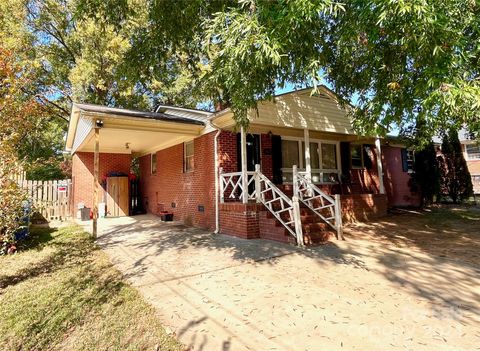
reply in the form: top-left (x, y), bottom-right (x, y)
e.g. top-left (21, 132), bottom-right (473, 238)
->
top-left (341, 194), bottom-right (388, 222)
top-left (218, 203), bottom-right (261, 239)
top-left (218, 194), bottom-right (388, 242)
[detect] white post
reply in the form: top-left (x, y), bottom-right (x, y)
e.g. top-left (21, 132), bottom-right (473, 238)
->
top-left (292, 164), bottom-right (304, 246)
top-left (92, 127), bottom-right (100, 239)
top-left (293, 196), bottom-right (304, 247)
top-left (334, 194), bottom-right (344, 240)
top-left (219, 167), bottom-right (224, 204)
top-left (255, 164), bottom-right (261, 203)
top-left (240, 126), bottom-right (248, 203)
top-left (375, 137), bottom-right (386, 195)
top-left (292, 165), bottom-right (299, 197)
top-left (304, 128), bottom-right (312, 182)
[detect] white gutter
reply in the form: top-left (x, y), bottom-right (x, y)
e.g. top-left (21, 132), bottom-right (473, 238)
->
top-left (210, 121), bottom-right (222, 234)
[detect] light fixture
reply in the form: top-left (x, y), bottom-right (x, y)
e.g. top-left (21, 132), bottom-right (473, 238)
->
top-left (95, 119), bottom-right (104, 128)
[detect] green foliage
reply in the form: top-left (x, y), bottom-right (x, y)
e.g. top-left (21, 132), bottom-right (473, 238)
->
top-left (439, 129), bottom-right (473, 203)
top-left (0, 47), bottom-right (43, 249)
top-left (412, 142), bottom-right (440, 207)
top-left (0, 225), bottom-right (183, 349)
top-left (203, 1), bottom-right (480, 141)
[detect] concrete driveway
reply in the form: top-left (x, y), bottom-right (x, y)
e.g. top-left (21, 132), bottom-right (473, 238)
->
top-left (95, 213), bottom-right (479, 351)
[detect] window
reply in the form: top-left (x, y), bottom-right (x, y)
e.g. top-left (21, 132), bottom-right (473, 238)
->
top-left (350, 144), bottom-right (363, 168)
top-left (406, 150), bottom-right (415, 173)
top-left (151, 153), bottom-right (157, 174)
top-left (466, 144), bottom-right (480, 160)
top-left (401, 149), bottom-right (415, 173)
top-left (184, 141), bottom-right (194, 172)
top-left (281, 138), bottom-right (339, 183)
top-left (321, 143), bottom-right (337, 169)
top-left (281, 140), bottom-right (300, 169)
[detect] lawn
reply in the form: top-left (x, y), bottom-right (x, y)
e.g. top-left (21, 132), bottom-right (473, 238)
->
top-left (0, 225), bottom-right (183, 351)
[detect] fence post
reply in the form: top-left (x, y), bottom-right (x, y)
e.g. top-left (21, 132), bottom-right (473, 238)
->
top-left (334, 194), bottom-right (344, 240)
top-left (255, 164), bottom-right (261, 203)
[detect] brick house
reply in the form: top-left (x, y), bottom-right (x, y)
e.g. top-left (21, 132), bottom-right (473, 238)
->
top-left (461, 137), bottom-right (480, 194)
top-left (66, 87), bottom-right (419, 245)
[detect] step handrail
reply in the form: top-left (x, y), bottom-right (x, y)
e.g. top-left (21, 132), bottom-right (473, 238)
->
top-left (253, 165), bottom-right (304, 246)
top-left (219, 166), bottom-right (304, 246)
top-left (293, 165), bottom-right (344, 240)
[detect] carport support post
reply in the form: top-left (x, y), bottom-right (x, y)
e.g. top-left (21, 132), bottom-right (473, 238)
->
top-left (240, 126), bottom-right (248, 204)
top-left (375, 137), bottom-right (386, 195)
top-left (92, 127), bottom-right (100, 239)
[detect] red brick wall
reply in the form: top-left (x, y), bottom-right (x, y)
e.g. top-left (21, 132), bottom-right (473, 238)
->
top-left (341, 194), bottom-right (388, 222)
top-left (139, 132), bottom-right (216, 229)
top-left (218, 203), bottom-right (260, 239)
top-left (382, 146), bottom-right (421, 207)
top-left (72, 152), bottom-right (132, 210)
top-left (218, 131), bottom-right (238, 173)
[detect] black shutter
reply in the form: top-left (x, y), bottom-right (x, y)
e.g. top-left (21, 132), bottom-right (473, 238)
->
top-left (236, 133), bottom-right (241, 172)
top-left (340, 142), bottom-right (351, 181)
top-left (401, 148), bottom-right (408, 172)
top-left (271, 135), bottom-right (283, 184)
top-left (363, 144), bottom-right (373, 170)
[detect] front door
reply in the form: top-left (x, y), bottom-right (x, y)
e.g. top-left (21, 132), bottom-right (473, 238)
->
top-left (237, 133), bottom-right (261, 171)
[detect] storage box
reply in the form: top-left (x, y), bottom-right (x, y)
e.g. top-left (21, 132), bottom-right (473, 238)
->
top-left (159, 211), bottom-right (173, 222)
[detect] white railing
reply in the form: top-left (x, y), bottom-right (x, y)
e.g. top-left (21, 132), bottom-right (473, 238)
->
top-left (219, 170), bottom-right (257, 203)
top-left (219, 166), bottom-right (304, 246)
top-left (293, 165), bottom-right (344, 240)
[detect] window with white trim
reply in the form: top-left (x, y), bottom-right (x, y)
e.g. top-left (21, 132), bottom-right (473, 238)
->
top-left (151, 153), bottom-right (157, 174)
top-left (280, 138), bottom-right (340, 183)
top-left (466, 144), bottom-right (480, 160)
top-left (184, 141), bottom-right (194, 172)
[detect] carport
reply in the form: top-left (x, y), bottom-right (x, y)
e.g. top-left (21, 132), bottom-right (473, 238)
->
top-left (65, 103), bottom-right (205, 236)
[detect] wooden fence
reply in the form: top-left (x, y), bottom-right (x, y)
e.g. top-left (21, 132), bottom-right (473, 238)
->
top-left (18, 179), bottom-right (73, 221)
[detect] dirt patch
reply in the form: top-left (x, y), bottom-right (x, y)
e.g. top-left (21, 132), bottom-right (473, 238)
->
top-left (344, 205), bottom-right (480, 266)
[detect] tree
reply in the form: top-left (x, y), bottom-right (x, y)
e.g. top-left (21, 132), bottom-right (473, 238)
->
top-left (439, 129), bottom-right (473, 203)
top-left (412, 142), bottom-right (440, 207)
top-left (202, 1), bottom-right (480, 141)
top-left (0, 47), bottom-right (46, 253)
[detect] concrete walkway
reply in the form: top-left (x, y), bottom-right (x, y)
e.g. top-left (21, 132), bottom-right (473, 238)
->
top-left (92, 214), bottom-right (479, 351)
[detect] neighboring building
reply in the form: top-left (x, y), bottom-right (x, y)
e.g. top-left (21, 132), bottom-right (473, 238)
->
top-left (435, 130), bottom-right (480, 194)
top-left (461, 137), bottom-right (480, 194)
top-left (66, 87), bottom-right (420, 246)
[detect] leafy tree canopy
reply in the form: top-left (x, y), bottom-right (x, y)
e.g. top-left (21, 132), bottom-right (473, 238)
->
top-left (202, 0), bottom-right (480, 143)
top-left (4, 0), bottom-right (480, 150)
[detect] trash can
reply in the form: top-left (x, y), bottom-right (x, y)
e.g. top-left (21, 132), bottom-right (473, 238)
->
top-left (81, 207), bottom-right (91, 221)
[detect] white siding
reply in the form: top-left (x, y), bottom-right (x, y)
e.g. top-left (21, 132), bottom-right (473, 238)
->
top-left (247, 89), bottom-right (354, 135)
top-left (72, 114), bottom-right (94, 153)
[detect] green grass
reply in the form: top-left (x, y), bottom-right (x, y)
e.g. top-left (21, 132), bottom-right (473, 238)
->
top-left (0, 225), bottom-right (183, 351)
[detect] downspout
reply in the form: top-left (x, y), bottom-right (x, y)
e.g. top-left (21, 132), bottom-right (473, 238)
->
top-left (211, 121), bottom-right (222, 234)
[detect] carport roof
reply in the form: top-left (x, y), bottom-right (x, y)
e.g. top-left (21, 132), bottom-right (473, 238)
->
top-left (66, 103), bottom-right (210, 156)
top-left (73, 103), bottom-right (205, 126)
